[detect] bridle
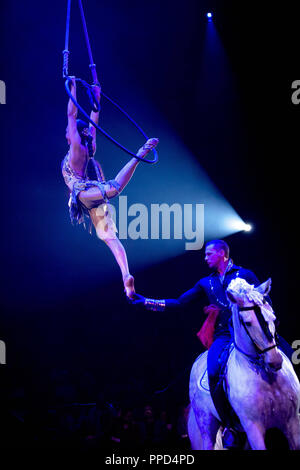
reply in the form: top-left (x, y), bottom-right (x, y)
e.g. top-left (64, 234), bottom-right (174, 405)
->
top-left (234, 304), bottom-right (279, 362)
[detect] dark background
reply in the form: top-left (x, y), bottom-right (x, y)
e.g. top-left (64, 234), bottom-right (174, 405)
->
top-left (0, 0), bottom-right (299, 448)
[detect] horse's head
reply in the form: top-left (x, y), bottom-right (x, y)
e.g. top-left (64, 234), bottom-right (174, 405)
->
top-left (227, 278), bottom-right (283, 372)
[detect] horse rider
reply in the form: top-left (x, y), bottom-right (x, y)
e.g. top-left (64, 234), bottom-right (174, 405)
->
top-left (130, 239), bottom-right (294, 448)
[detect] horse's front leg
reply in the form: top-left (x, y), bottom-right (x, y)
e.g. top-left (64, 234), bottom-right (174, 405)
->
top-left (243, 421), bottom-right (266, 450)
top-left (283, 416), bottom-right (300, 450)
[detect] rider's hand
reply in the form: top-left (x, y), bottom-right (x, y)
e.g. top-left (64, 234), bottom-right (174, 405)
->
top-left (127, 293), bottom-right (145, 305)
top-left (203, 304), bottom-right (221, 316)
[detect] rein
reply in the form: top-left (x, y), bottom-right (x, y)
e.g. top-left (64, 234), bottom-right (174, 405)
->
top-left (234, 305), bottom-right (278, 363)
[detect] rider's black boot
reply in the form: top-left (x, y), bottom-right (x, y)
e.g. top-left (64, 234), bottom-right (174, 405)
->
top-left (222, 427), bottom-right (241, 449)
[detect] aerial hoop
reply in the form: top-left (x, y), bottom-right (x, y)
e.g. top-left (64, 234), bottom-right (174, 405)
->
top-left (62, 0), bottom-right (158, 164)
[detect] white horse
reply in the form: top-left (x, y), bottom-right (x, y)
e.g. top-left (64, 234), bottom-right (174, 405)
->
top-left (188, 278), bottom-right (300, 450)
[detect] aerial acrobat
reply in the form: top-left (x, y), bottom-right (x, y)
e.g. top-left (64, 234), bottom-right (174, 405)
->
top-left (61, 0), bottom-right (159, 299)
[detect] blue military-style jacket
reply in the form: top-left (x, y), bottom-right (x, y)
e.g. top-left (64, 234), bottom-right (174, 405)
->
top-left (165, 262), bottom-right (260, 338)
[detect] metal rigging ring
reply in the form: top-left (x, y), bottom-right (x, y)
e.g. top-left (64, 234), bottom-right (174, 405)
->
top-left (65, 77), bottom-right (158, 164)
top-left (63, 0), bottom-right (158, 164)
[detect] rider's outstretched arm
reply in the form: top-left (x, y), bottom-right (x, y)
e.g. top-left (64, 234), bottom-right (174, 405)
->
top-left (132, 282), bottom-right (205, 311)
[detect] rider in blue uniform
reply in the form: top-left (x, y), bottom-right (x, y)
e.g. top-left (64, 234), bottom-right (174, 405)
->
top-left (131, 239), bottom-right (293, 448)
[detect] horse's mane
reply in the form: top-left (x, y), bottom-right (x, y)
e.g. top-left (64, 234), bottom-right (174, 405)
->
top-left (227, 278), bottom-right (276, 323)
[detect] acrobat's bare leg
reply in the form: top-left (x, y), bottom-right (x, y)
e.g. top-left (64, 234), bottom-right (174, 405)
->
top-left (104, 237), bottom-right (135, 299)
top-left (110, 138), bottom-right (159, 195)
top-left (78, 138), bottom-right (159, 208)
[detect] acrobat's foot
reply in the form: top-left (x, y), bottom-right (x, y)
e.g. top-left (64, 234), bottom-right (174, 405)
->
top-left (136, 138), bottom-right (159, 159)
top-left (123, 274), bottom-right (135, 300)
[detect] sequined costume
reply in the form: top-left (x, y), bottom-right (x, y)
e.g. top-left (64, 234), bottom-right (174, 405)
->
top-left (61, 151), bottom-right (120, 240)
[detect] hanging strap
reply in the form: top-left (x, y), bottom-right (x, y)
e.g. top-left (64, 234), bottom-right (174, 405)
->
top-left (62, 0), bottom-right (98, 86)
top-left (62, 0), bottom-right (71, 78)
top-left (62, 0), bottom-right (159, 164)
top-left (78, 0), bottom-right (98, 85)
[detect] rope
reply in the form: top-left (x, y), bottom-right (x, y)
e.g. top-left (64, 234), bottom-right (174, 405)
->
top-left (78, 0), bottom-right (98, 85)
top-left (62, 0), bottom-right (71, 78)
top-left (65, 78), bottom-right (158, 164)
top-left (62, 0), bottom-right (158, 164)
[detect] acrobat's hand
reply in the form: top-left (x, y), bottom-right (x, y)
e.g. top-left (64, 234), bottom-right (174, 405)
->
top-left (69, 76), bottom-right (76, 90)
top-left (91, 82), bottom-right (101, 101)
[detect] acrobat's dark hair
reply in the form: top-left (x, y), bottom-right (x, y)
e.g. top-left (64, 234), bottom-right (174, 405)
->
top-left (206, 239), bottom-right (230, 258)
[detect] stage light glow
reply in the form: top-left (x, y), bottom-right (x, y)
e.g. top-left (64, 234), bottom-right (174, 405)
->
top-left (55, 10), bottom-right (253, 289)
top-left (224, 219), bottom-right (253, 233)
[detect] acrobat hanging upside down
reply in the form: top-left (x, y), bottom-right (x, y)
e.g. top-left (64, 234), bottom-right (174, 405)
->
top-left (61, 77), bottom-right (159, 299)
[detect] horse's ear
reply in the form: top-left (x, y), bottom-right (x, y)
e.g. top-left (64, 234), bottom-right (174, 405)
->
top-left (255, 278), bottom-right (272, 296)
